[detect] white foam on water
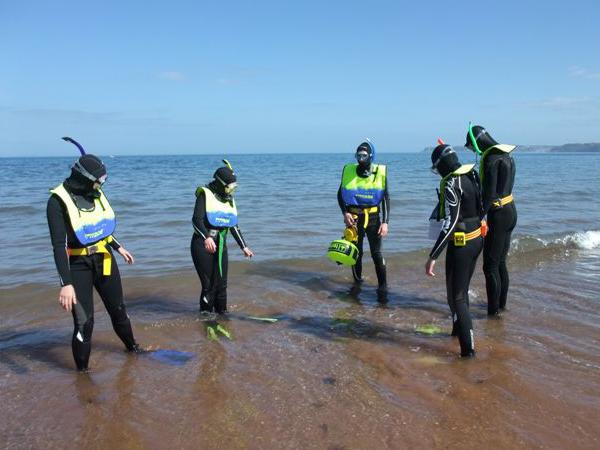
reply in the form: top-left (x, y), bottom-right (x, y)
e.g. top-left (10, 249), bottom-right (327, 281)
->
top-left (556, 230), bottom-right (600, 250)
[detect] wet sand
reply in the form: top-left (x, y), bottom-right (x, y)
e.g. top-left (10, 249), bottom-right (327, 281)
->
top-left (1, 250), bottom-right (599, 450)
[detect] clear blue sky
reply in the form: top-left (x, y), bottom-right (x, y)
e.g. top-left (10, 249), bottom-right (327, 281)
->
top-left (1, 0), bottom-right (599, 156)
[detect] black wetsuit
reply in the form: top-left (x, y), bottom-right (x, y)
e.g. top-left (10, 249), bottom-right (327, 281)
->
top-left (337, 167), bottom-right (389, 294)
top-left (47, 186), bottom-right (137, 371)
top-left (481, 150), bottom-right (517, 315)
top-left (191, 187), bottom-right (247, 314)
top-left (429, 170), bottom-right (483, 356)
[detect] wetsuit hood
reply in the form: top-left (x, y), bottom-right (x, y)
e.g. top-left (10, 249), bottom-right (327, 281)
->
top-left (209, 165), bottom-right (237, 200)
top-left (431, 144), bottom-right (461, 177)
top-left (465, 124), bottom-right (499, 155)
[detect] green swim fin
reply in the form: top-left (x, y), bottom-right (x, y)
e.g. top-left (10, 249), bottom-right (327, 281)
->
top-left (206, 325), bottom-right (219, 341)
top-left (216, 324), bottom-right (232, 340)
top-left (247, 316), bottom-right (278, 323)
top-left (415, 324), bottom-right (443, 335)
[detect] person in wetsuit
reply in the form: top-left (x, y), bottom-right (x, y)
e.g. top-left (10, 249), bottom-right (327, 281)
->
top-left (47, 142), bottom-right (140, 372)
top-left (465, 124), bottom-right (517, 316)
top-left (191, 160), bottom-right (253, 315)
top-left (338, 141), bottom-right (389, 302)
top-left (425, 144), bottom-right (484, 357)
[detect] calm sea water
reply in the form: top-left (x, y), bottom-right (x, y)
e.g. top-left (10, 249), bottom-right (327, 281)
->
top-left (1, 152), bottom-right (599, 287)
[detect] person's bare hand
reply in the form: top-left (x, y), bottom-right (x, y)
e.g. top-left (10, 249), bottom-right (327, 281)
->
top-left (205, 238), bottom-right (217, 254)
top-left (344, 213), bottom-right (355, 227)
top-left (59, 285), bottom-right (77, 312)
top-left (425, 258), bottom-right (436, 277)
top-left (118, 247), bottom-right (135, 264)
top-left (378, 223), bottom-right (388, 237)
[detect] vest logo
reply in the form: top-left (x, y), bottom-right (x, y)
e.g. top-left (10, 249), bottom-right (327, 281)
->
top-left (215, 217), bottom-right (230, 223)
top-left (85, 229), bottom-right (104, 239)
top-left (355, 193), bottom-right (374, 199)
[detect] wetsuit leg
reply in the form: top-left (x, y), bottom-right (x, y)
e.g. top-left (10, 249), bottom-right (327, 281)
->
top-left (93, 253), bottom-right (137, 351)
top-left (69, 257), bottom-right (95, 371)
top-left (191, 234), bottom-right (218, 312)
top-left (214, 244), bottom-right (228, 314)
top-left (483, 204), bottom-right (517, 315)
top-left (352, 222), bottom-right (365, 283)
top-left (499, 203), bottom-right (517, 310)
top-left (365, 215), bottom-right (387, 291)
top-left (446, 237), bottom-right (482, 356)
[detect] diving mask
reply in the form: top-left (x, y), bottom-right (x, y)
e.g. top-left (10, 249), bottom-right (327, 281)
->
top-left (356, 150), bottom-right (370, 164)
top-left (224, 182), bottom-right (238, 194)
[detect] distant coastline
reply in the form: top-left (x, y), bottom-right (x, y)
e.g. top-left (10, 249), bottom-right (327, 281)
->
top-left (422, 143), bottom-right (600, 153)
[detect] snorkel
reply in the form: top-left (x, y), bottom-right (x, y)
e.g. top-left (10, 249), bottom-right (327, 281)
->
top-left (467, 122), bottom-right (483, 156)
top-left (62, 136), bottom-right (87, 155)
top-left (366, 138), bottom-right (376, 163)
top-left (62, 137), bottom-right (107, 189)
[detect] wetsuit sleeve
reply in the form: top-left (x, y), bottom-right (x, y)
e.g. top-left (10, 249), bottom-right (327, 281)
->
top-left (192, 193), bottom-right (209, 239)
top-left (429, 178), bottom-right (461, 260)
top-left (381, 174), bottom-right (390, 224)
top-left (108, 236), bottom-right (122, 250)
top-left (46, 195), bottom-right (72, 286)
top-left (230, 226), bottom-right (248, 250)
top-left (337, 186), bottom-right (348, 214)
top-left (482, 158), bottom-right (500, 215)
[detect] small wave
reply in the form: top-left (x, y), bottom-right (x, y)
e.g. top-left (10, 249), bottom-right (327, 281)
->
top-left (510, 230), bottom-right (600, 256)
top-left (557, 230), bottom-right (600, 250)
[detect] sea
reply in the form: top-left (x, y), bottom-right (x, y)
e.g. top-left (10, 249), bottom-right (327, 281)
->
top-left (1, 152), bottom-right (599, 449)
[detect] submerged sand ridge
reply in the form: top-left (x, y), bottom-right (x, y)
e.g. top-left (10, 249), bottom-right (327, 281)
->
top-left (1, 251), bottom-right (599, 449)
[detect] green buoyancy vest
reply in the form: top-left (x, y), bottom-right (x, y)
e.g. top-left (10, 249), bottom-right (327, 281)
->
top-left (438, 164), bottom-right (475, 219)
top-left (340, 163), bottom-right (387, 206)
top-left (479, 144), bottom-right (516, 185)
top-left (50, 183), bottom-right (116, 246)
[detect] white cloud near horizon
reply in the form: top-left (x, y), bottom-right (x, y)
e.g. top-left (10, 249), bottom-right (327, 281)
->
top-left (158, 71), bottom-right (186, 81)
top-left (568, 66), bottom-right (600, 80)
top-left (533, 96), bottom-right (600, 110)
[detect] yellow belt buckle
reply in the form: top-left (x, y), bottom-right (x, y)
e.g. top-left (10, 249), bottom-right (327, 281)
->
top-left (454, 232), bottom-right (466, 247)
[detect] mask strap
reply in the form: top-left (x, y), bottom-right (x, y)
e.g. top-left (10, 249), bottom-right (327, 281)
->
top-left (73, 160), bottom-right (100, 182)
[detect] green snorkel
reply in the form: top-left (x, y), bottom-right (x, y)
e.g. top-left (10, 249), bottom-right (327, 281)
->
top-left (467, 121), bottom-right (483, 156)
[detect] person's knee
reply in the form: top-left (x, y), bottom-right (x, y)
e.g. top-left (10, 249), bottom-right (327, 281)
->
top-left (108, 302), bottom-right (129, 324)
top-left (371, 251), bottom-right (384, 265)
top-left (74, 317), bottom-right (94, 343)
top-left (483, 258), bottom-right (500, 274)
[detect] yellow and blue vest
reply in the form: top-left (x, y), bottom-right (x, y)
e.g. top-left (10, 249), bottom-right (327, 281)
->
top-left (340, 163), bottom-right (387, 207)
top-left (50, 183), bottom-right (116, 246)
top-left (197, 187), bottom-right (238, 227)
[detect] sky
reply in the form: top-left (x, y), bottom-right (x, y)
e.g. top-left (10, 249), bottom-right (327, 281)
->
top-left (1, 0), bottom-right (599, 156)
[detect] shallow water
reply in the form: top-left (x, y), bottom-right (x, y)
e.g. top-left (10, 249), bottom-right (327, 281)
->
top-left (1, 153), bottom-right (600, 449)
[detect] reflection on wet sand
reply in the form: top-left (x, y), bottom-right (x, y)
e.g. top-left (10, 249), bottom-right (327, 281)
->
top-left (1, 250), bottom-right (599, 449)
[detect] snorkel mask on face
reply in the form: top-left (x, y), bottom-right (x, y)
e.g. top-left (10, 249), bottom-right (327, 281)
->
top-left (355, 139), bottom-right (375, 166)
top-left (355, 150), bottom-right (370, 164)
top-left (224, 182), bottom-right (237, 194)
top-left (431, 140), bottom-right (456, 176)
top-left (63, 137), bottom-right (107, 190)
top-left (213, 159), bottom-right (238, 195)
